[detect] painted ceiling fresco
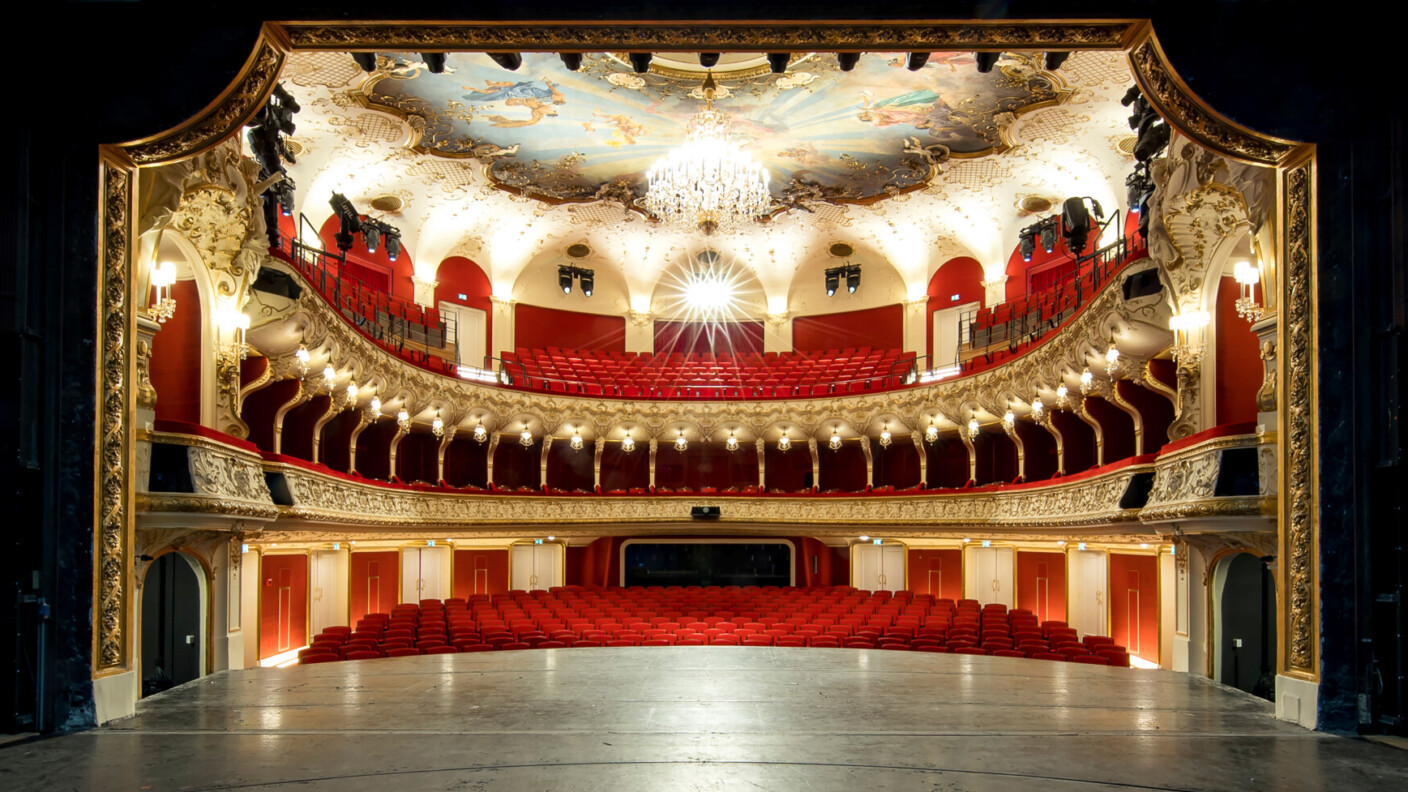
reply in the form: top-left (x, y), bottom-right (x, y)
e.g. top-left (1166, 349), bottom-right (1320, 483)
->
top-left (362, 52), bottom-right (1067, 207)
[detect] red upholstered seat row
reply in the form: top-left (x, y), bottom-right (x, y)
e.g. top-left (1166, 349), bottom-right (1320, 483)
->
top-left (295, 587), bottom-right (1133, 669)
top-left (501, 348), bottom-right (915, 398)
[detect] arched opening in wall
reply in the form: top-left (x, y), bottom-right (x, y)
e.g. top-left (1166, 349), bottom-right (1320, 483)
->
top-left (872, 439), bottom-right (920, 491)
top-left (973, 428), bottom-right (1018, 485)
top-left (434, 256), bottom-right (493, 364)
top-left (926, 435), bottom-right (972, 488)
top-left (927, 256), bottom-right (986, 365)
top-left (140, 552), bottom-right (205, 697)
top-left (148, 233), bottom-right (212, 425)
top-left (1215, 552), bottom-right (1276, 700)
top-left (1214, 276), bottom-right (1263, 425)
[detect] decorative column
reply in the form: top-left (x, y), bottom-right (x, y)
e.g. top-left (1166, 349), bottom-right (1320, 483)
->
top-left (1042, 416), bottom-right (1066, 476)
top-left (134, 316), bottom-right (160, 491)
top-left (593, 437), bottom-right (605, 492)
top-left (902, 298), bottom-right (927, 361)
top-left (539, 435), bottom-right (553, 491)
top-left (485, 433), bottom-right (500, 489)
top-left (959, 429), bottom-right (976, 484)
top-left (1003, 418), bottom-right (1025, 482)
top-left (980, 274), bottom-right (1008, 307)
top-left (807, 438), bottom-right (820, 493)
top-left (755, 438), bottom-right (766, 490)
top-left (1107, 382), bottom-right (1146, 455)
top-left (309, 397), bottom-right (343, 465)
top-left (270, 381), bottom-right (310, 455)
top-left (625, 311), bottom-right (654, 354)
top-left (436, 427), bottom-right (457, 484)
top-left (911, 431), bottom-right (927, 488)
top-left (347, 412), bottom-right (373, 475)
top-left (1075, 396), bottom-right (1106, 466)
top-left (860, 435), bottom-right (873, 490)
top-left (388, 420), bottom-right (410, 480)
top-left (489, 295), bottom-right (515, 367)
top-left (412, 275), bottom-right (438, 308)
top-left (648, 438), bottom-right (658, 490)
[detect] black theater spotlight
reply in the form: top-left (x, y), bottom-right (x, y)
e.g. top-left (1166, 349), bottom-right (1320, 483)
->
top-left (846, 265), bottom-right (861, 294)
top-left (1122, 85), bottom-right (1171, 163)
top-left (907, 52), bottom-right (931, 71)
top-left (628, 53), bottom-right (653, 73)
top-left (488, 52), bottom-right (523, 71)
top-left (1044, 51), bottom-right (1070, 70)
top-left (328, 193), bottom-right (362, 254)
top-left (1039, 218), bottom-right (1058, 254)
top-left (558, 265), bottom-right (594, 296)
top-left (384, 227), bottom-right (402, 262)
top-left (363, 220), bottom-right (381, 254)
top-left (361, 217), bottom-right (401, 259)
top-left (837, 52), bottom-right (861, 71)
top-left (352, 52), bottom-right (378, 72)
top-left (559, 266), bottom-right (574, 294)
top-left (975, 52), bottom-right (1001, 73)
top-left (559, 53), bottom-right (584, 71)
top-left (1061, 197), bottom-right (1105, 255)
top-left (824, 267), bottom-right (840, 297)
top-left (1018, 228), bottom-right (1037, 263)
top-left (699, 52), bottom-right (721, 68)
top-left (767, 53), bottom-right (790, 73)
top-left (421, 53), bottom-right (447, 74)
top-left (579, 269), bottom-right (594, 298)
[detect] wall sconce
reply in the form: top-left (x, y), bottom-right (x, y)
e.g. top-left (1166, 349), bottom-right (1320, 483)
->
top-left (396, 409), bottom-right (411, 432)
top-left (432, 413), bottom-right (445, 439)
top-left (1233, 259), bottom-right (1263, 322)
top-left (1056, 383), bottom-right (1070, 408)
top-left (1104, 337), bottom-right (1121, 377)
top-left (294, 344), bottom-right (311, 379)
top-left (367, 395), bottom-right (382, 421)
top-left (473, 424), bottom-right (488, 444)
top-left (149, 261), bottom-right (177, 323)
top-left (1031, 396), bottom-right (1046, 424)
top-left (967, 416), bottom-right (980, 439)
top-left (621, 434), bottom-right (636, 452)
top-left (1079, 367), bottom-right (1094, 395)
top-left (1003, 410), bottom-right (1015, 430)
top-left (344, 382), bottom-right (358, 408)
top-left (218, 306), bottom-right (251, 362)
top-left (1169, 309), bottom-right (1211, 366)
top-left (570, 428), bottom-right (584, 451)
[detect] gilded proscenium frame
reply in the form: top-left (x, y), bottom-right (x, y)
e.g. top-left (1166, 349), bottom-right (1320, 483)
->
top-left (100, 18), bottom-right (1314, 681)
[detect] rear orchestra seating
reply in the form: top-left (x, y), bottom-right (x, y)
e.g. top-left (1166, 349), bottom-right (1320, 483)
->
top-left (298, 586), bottom-right (1132, 669)
top-left (500, 347), bottom-right (915, 399)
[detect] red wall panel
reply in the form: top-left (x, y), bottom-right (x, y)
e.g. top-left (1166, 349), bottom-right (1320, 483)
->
top-left (908, 549), bottom-right (962, 600)
top-left (1013, 421), bottom-right (1058, 482)
top-left (791, 304), bottom-right (904, 353)
top-left (1016, 551), bottom-right (1067, 623)
top-left (280, 395), bottom-right (331, 463)
top-left (453, 549), bottom-right (509, 598)
top-left (1110, 553), bottom-right (1160, 661)
top-left (319, 410), bottom-right (360, 473)
top-left (973, 430), bottom-right (1018, 485)
top-left (433, 256), bottom-right (494, 360)
top-left (355, 420), bottom-right (399, 480)
top-left (653, 321), bottom-right (763, 356)
top-left (926, 437), bottom-right (971, 488)
top-left (348, 551), bottom-right (399, 623)
top-left (1049, 410), bottom-right (1096, 474)
top-left (259, 554), bottom-right (308, 659)
top-left (515, 304), bottom-right (625, 353)
top-left (926, 257), bottom-right (986, 359)
top-left (243, 379), bottom-right (301, 453)
top-left (150, 279), bottom-right (203, 424)
top-left (1215, 276), bottom-right (1262, 425)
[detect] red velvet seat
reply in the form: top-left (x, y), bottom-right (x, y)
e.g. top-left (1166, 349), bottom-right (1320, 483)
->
top-left (385, 647), bottom-right (419, 658)
top-left (1071, 654), bottom-right (1110, 665)
top-left (424, 645), bottom-right (458, 655)
top-left (299, 653), bottom-right (340, 664)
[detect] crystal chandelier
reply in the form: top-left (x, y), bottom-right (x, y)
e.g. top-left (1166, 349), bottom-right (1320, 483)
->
top-left (828, 432), bottom-right (843, 451)
top-left (777, 434), bottom-right (791, 452)
top-left (569, 429), bottom-right (583, 451)
top-left (1055, 384), bottom-right (1070, 408)
top-left (1233, 259), bottom-right (1264, 322)
top-left (1031, 397), bottom-right (1046, 424)
top-left (432, 413), bottom-right (445, 439)
top-left (925, 424), bottom-right (938, 443)
top-left (1169, 310), bottom-right (1212, 366)
top-left (725, 432), bottom-right (739, 452)
top-left (643, 73), bottom-right (771, 234)
top-left (621, 435), bottom-right (636, 453)
top-left (519, 429), bottom-right (534, 448)
top-left (473, 424), bottom-right (488, 443)
top-left (674, 431), bottom-right (688, 452)
top-left (878, 429), bottom-right (892, 448)
top-left (1080, 368), bottom-right (1095, 395)
top-left (967, 417), bottom-right (980, 440)
top-left (149, 261), bottom-right (177, 323)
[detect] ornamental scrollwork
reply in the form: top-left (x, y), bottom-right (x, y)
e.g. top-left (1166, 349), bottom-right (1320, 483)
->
top-left (1283, 160), bottom-right (1316, 674)
top-left (189, 446), bottom-right (275, 504)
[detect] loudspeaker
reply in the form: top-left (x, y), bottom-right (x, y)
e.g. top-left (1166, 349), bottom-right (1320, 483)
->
top-left (691, 506), bottom-right (721, 520)
top-left (1122, 269), bottom-right (1163, 300)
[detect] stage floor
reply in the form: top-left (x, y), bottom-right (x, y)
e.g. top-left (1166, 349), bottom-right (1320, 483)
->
top-left (1, 648), bottom-right (1405, 790)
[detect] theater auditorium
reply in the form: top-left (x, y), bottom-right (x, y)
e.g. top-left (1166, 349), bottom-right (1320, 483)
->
top-left (1, 8), bottom-right (1405, 791)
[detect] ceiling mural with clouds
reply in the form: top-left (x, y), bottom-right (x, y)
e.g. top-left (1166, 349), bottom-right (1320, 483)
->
top-left (360, 52), bottom-right (1069, 206)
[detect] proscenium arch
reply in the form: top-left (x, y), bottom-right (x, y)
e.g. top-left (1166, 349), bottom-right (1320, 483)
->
top-left (95, 20), bottom-right (1317, 696)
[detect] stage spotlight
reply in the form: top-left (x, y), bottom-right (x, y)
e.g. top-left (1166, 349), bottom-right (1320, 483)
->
top-left (1044, 51), bottom-right (1070, 70)
top-left (488, 52), bottom-right (522, 71)
top-left (559, 266), bottom-right (574, 295)
top-left (579, 270), bottom-right (594, 298)
top-left (559, 53), bottom-right (583, 71)
top-left (1123, 86), bottom-right (1171, 163)
top-left (846, 266), bottom-right (861, 294)
top-left (824, 267), bottom-right (840, 297)
top-left (1019, 229), bottom-right (1036, 263)
top-left (837, 52), bottom-right (861, 71)
top-left (352, 52), bottom-right (377, 72)
top-left (907, 52), bottom-right (931, 71)
top-left (421, 53), bottom-right (447, 73)
top-left (628, 52), bottom-right (652, 73)
top-left (328, 193), bottom-right (362, 253)
top-left (1039, 219), bottom-right (1057, 254)
top-left (1061, 197), bottom-right (1104, 254)
top-left (363, 222), bottom-right (380, 254)
top-left (699, 52), bottom-right (720, 68)
top-left (767, 53), bottom-right (790, 73)
top-left (385, 229), bottom-right (401, 262)
top-left (975, 52), bottom-right (1000, 73)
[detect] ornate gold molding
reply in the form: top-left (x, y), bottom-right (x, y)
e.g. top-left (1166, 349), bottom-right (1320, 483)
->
top-left (1127, 35), bottom-right (1303, 167)
top-left (1280, 156), bottom-right (1318, 678)
top-left (278, 20), bottom-right (1137, 51)
top-left (1141, 432), bottom-right (1270, 523)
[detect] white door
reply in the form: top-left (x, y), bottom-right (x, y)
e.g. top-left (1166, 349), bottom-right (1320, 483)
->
top-left (401, 546), bottom-right (452, 603)
top-left (852, 543), bottom-right (905, 592)
top-left (511, 543), bottom-right (563, 592)
top-left (1069, 550), bottom-right (1108, 638)
top-left (932, 301), bottom-right (979, 369)
top-left (308, 550), bottom-right (347, 634)
top-left (440, 301), bottom-right (486, 368)
top-left (965, 546), bottom-right (1014, 607)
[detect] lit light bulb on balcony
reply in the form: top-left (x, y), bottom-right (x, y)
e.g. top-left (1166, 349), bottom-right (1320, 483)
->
top-left (344, 382), bottom-right (357, 407)
top-left (879, 429), bottom-right (892, 448)
top-left (1104, 340), bottom-right (1121, 377)
top-left (925, 424), bottom-right (938, 443)
top-left (150, 260), bottom-right (178, 322)
top-left (368, 396), bottom-right (382, 417)
top-left (777, 434), bottom-right (791, 452)
top-left (1169, 310), bottom-right (1212, 365)
top-left (396, 409), bottom-right (410, 431)
top-left (570, 429), bottom-right (584, 451)
top-left (473, 424), bottom-right (487, 443)
top-left (829, 432), bottom-right (842, 451)
top-left (967, 417), bottom-right (980, 439)
top-left (1056, 383), bottom-right (1069, 408)
top-left (621, 435), bottom-right (636, 453)
top-left (1080, 367), bottom-right (1094, 395)
top-left (1233, 259), bottom-right (1263, 322)
top-left (294, 345), bottom-right (311, 378)
top-left (725, 432), bottom-right (739, 452)
top-left (519, 429), bottom-right (534, 447)
top-left (1031, 396), bottom-right (1046, 424)
top-left (432, 413), bottom-right (445, 438)
top-left (674, 432), bottom-right (688, 452)
top-left (1003, 410), bottom-right (1015, 429)
top-left (322, 365), bottom-right (336, 390)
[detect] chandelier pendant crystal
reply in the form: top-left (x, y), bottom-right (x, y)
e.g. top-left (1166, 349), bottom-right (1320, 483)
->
top-left (643, 73), bottom-right (772, 235)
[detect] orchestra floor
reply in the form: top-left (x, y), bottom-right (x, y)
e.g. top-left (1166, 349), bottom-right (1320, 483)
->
top-left (2, 648), bottom-right (1406, 791)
